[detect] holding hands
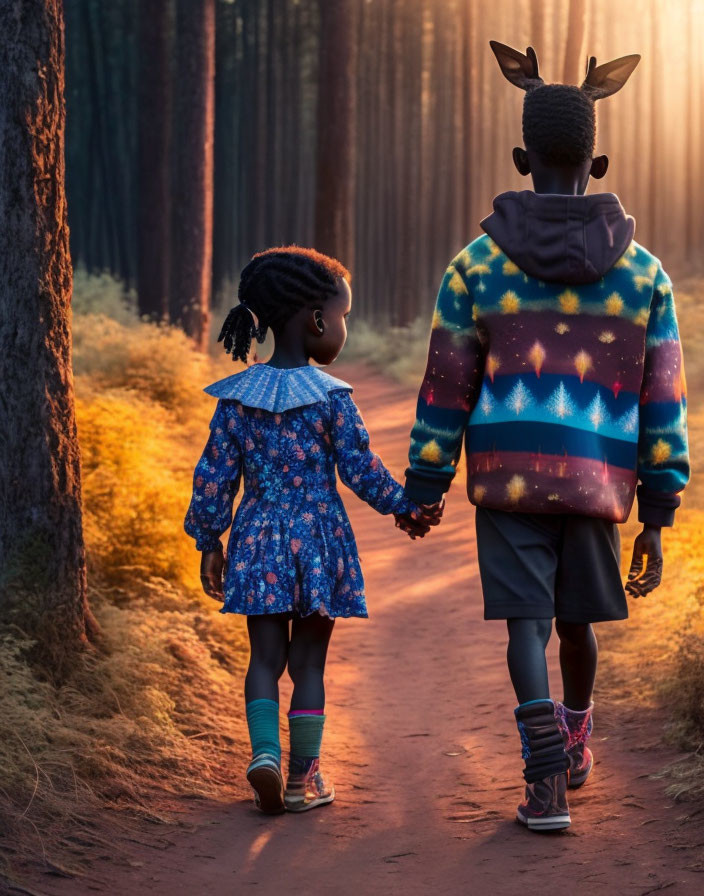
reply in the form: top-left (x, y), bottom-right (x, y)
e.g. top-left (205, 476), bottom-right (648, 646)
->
top-left (394, 499), bottom-right (445, 539)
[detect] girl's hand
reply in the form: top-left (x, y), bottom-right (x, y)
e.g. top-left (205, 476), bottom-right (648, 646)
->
top-left (200, 548), bottom-right (226, 601)
top-left (394, 499), bottom-right (445, 539)
top-left (626, 525), bottom-right (663, 598)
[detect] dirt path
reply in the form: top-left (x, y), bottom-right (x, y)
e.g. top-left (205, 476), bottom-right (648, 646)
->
top-left (33, 362), bottom-right (704, 895)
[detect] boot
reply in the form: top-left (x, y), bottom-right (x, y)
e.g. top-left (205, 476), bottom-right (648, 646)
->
top-left (516, 773), bottom-right (570, 832)
top-left (554, 700), bottom-right (594, 788)
top-left (284, 755), bottom-right (335, 812)
top-left (514, 699), bottom-right (571, 831)
top-left (246, 753), bottom-right (285, 815)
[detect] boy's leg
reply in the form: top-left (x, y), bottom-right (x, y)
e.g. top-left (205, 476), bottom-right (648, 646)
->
top-left (475, 509), bottom-right (570, 829)
top-left (506, 617), bottom-right (552, 704)
top-left (554, 620), bottom-right (597, 787)
top-left (506, 617), bottom-right (571, 829)
top-left (555, 620), bottom-right (597, 711)
top-left (552, 516), bottom-right (626, 790)
top-left (244, 613), bottom-right (290, 814)
top-left (285, 611), bottom-right (336, 811)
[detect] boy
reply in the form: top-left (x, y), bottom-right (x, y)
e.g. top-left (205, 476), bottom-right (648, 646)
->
top-left (398, 41), bottom-right (689, 831)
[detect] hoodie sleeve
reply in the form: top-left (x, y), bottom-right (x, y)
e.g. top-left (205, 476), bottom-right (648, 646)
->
top-left (404, 259), bottom-right (486, 504)
top-left (636, 264), bottom-right (689, 527)
top-left (184, 400), bottom-right (242, 551)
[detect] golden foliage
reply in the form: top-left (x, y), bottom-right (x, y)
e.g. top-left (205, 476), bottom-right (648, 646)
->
top-left (0, 271), bottom-right (250, 880)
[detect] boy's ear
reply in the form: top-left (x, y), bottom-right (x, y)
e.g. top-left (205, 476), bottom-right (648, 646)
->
top-left (512, 147), bottom-right (531, 176)
top-left (590, 155), bottom-right (609, 179)
top-left (489, 40), bottom-right (544, 92)
top-left (581, 54), bottom-right (641, 100)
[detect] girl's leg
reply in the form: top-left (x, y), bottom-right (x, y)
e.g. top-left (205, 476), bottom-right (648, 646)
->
top-left (287, 611), bottom-right (335, 710)
top-left (284, 612), bottom-right (336, 811)
top-left (506, 617), bottom-right (552, 704)
top-left (555, 620), bottom-right (597, 711)
top-left (243, 614), bottom-right (290, 814)
top-left (244, 613), bottom-right (290, 703)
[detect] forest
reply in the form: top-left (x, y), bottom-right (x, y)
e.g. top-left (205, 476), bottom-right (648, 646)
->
top-left (65, 0), bottom-right (704, 336)
top-left (1, 0), bottom-right (704, 891)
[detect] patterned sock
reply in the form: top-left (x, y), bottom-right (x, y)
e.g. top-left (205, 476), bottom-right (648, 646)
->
top-left (246, 698), bottom-right (281, 763)
top-left (288, 711), bottom-right (326, 775)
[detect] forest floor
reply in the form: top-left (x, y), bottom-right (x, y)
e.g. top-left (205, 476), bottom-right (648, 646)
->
top-left (18, 360), bottom-right (704, 896)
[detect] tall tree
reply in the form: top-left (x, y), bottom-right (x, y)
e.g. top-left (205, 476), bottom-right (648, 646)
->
top-left (170, 0), bottom-right (216, 349)
top-left (0, 0), bottom-right (100, 665)
top-left (137, 0), bottom-right (172, 322)
top-left (562, 0), bottom-right (587, 84)
top-left (314, 0), bottom-right (357, 273)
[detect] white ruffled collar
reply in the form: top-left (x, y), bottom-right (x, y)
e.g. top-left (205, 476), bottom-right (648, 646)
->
top-left (203, 362), bottom-right (353, 412)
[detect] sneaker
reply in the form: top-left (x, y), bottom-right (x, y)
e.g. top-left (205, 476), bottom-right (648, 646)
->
top-left (246, 753), bottom-right (285, 814)
top-left (554, 701), bottom-right (594, 788)
top-left (284, 757), bottom-right (335, 812)
top-left (516, 771), bottom-right (571, 831)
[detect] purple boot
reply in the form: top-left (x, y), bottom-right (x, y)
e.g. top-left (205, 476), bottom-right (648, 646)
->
top-left (554, 700), bottom-right (594, 788)
top-left (514, 700), bottom-right (571, 832)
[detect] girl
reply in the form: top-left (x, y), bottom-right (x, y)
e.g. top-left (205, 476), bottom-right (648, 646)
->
top-left (184, 246), bottom-right (440, 815)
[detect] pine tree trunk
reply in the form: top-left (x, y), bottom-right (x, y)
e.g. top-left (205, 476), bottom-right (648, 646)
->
top-left (314, 0), bottom-right (357, 274)
top-left (170, 0), bottom-right (215, 349)
top-left (562, 0), bottom-right (587, 85)
top-left (0, 0), bottom-right (101, 665)
top-left (137, 0), bottom-right (172, 322)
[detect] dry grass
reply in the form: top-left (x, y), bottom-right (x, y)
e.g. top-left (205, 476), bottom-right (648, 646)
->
top-left (0, 270), bottom-right (251, 884)
top-left (1, 269), bottom-right (703, 886)
top-left (343, 315), bottom-right (430, 388)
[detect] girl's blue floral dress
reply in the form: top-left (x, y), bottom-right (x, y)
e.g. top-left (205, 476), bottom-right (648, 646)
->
top-left (184, 363), bottom-right (419, 618)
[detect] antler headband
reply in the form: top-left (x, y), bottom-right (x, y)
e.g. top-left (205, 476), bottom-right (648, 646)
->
top-left (488, 40), bottom-right (640, 99)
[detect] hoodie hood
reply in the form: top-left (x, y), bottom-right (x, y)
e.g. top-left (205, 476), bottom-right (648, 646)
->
top-left (479, 190), bottom-right (635, 284)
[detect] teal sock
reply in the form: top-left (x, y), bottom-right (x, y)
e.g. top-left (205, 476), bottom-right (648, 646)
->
top-left (246, 699), bottom-right (281, 763)
top-left (288, 712), bottom-right (326, 759)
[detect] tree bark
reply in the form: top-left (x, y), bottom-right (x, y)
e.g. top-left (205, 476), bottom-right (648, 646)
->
top-left (0, 0), bottom-right (101, 664)
top-left (170, 0), bottom-right (215, 349)
top-left (562, 0), bottom-right (587, 85)
top-left (314, 0), bottom-right (357, 274)
top-left (137, 0), bottom-right (172, 322)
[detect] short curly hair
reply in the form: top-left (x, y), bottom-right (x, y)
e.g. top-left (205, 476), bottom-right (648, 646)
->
top-left (522, 84), bottom-right (596, 166)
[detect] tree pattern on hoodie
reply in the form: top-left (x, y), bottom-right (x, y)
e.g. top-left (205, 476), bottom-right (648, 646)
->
top-left (404, 233), bottom-right (689, 526)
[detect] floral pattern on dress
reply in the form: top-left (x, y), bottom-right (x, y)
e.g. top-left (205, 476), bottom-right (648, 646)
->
top-left (184, 387), bottom-right (418, 617)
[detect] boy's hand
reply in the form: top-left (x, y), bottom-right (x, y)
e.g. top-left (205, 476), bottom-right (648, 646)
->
top-left (394, 499), bottom-right (445, 539)
top-left (626, 525), bottom-right (663, 598)
top-left (200, 547), bottom-right (226, 601)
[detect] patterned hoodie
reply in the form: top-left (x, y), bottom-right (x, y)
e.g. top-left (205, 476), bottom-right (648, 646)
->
top-left (404, 190), bottom-right (689, 526)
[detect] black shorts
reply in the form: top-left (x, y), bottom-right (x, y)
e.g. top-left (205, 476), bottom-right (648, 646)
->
top-left (475, 506), bottom-right (628, 623)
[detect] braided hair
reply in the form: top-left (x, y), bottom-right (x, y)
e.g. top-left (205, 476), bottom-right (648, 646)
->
top-left (523, 84), bottom-right (596, 166)
top-left (218, 246), bottom-right (351, 364)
